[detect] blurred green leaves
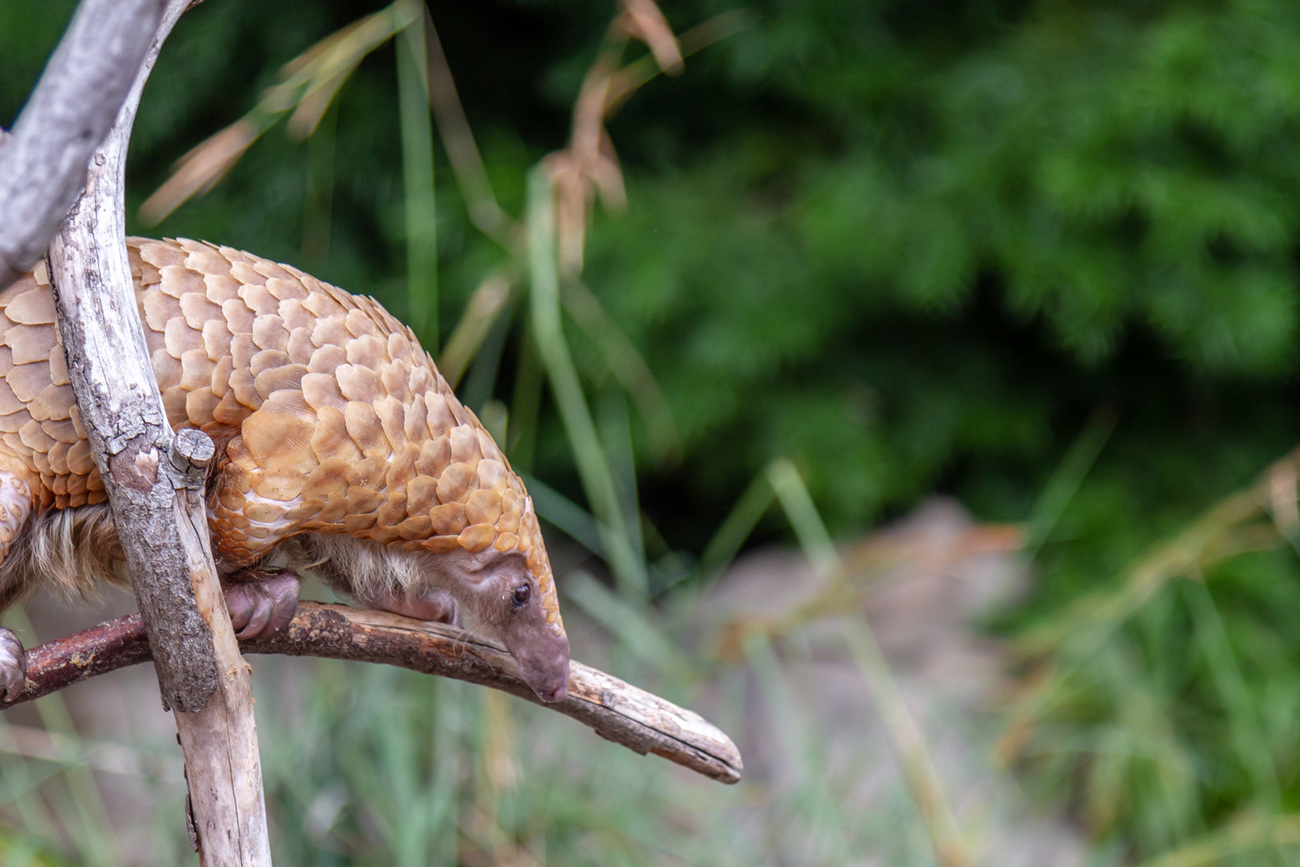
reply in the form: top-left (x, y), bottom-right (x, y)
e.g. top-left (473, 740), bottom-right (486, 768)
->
top-left (1005, 450), bottom-right (1300, 860)
top-left (582, 0), bottom-right (1300, 546)
top-left (10, 0), bottom-right (1298, 547)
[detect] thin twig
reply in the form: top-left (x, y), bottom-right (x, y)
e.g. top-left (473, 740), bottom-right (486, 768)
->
top-left (3, 602), bottom-right (744, 786)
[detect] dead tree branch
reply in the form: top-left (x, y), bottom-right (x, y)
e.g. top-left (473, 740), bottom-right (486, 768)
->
top-left (41, 0), bottom-right (271, 863)
top-left (0, 0), bottom-right (168, 291)
top-left (6, 602), bottom-right (745, 785)
top-left (46, 0), bottom-right (217, 718)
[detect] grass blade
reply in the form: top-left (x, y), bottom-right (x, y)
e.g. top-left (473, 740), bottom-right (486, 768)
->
top-left (521, 474), bottom-right (605, 558)
top-left (562, 279), bottom-right (680, 462)
top-left (438, 273), bottom-right (511, 387)
top-left (1022, 405), bottom-right (1116, 559)
top-left (767, 459), bottom-right (973, 867)
top-left (396, 8), bottom-right (438, 348)
top-left (563, 571), bottom-right (691, 677)
top-left (507, 328), bottom-right (542, 474)
top-left (1135, 812), bottom-right (1300, 867)
top-left (767, 458), bottom-right (834, 563)
top-left (695, 470), bottom-right (776, 586)
top-left (1179, 579), bottom-right (1282, 809)
top-left (526, 166), bottom-right (646, 597)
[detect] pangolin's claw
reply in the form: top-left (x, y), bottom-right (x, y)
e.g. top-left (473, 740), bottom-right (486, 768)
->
top-left (224, 571), bottom-right (301, 639)
top-left (0, 627), bottom-right (26, 702)
top-left (361, 587), bottom-right (458, 625)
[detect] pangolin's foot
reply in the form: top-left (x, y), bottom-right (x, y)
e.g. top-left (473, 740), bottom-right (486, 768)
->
top-left (0, 627), bottom-right (26, 702)
top-left (359, 587), bottom-right (458, 625)
top-left (223, 570), bottom-right (302, 639)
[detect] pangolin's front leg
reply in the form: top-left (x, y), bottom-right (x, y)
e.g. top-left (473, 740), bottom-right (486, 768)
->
top-left (357, 586), bottom-right (457, 623)
top-left (0, 468), bottom-right (37, 700)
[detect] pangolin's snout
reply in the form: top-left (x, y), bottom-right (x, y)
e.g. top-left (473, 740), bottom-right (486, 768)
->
top-left (510, 632), bottom-right (571, 703)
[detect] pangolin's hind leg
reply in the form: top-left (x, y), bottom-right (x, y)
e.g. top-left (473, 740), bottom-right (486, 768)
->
top-left (0, 470), bottom-right (36, 701)
top-left (220, 568), bottom-right (301, 639)
top-left (208, 434), bottom-right (303, 639)
top-left (205, 436), bottom-right (299, 639)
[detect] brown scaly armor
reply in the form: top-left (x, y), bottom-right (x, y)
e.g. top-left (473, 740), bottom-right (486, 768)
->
top-left (0, 238), bottom-right (569, 702)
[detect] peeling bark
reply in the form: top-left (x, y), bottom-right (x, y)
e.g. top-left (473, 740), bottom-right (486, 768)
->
top-left (38, 0), bottom-right (271, 863)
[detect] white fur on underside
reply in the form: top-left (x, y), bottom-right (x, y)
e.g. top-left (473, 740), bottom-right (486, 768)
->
top-left (276, 533), bottom-right (429, 602)
top-left (0, 503), bottom-right (413, 610)
top-left (0, 503), bottom-right (505, 638)
top-left (0, 503), bottom-right (126, 607)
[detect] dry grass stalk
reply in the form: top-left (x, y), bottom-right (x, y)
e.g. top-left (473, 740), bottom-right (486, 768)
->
top-left (545, 0), bottom-right (687, 275)
top-left (619, 0), bottom-right (683, 74)
top-left (140, 0), bottom-right (420, 224)
top-left (544, 6), bottom-right (749, 276)
top-left (999, 446), bottom-right (1300, 770)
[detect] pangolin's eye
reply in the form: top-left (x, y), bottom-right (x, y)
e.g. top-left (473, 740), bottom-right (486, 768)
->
top-left (510, 584), bottom-right (531, 609)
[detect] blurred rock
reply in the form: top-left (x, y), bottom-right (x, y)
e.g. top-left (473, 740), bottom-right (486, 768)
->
top-left (700, 497), bottom-right (1099, 867)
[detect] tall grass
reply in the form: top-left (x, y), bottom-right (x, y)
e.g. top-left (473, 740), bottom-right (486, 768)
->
top-left (395, 5), bottom-right (438, 349)
top-left (1004, 449), bottom-right (1300, 865)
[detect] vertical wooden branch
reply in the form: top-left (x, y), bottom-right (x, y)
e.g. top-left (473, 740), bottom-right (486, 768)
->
top-left (41, 1), bottom-right (272, 863)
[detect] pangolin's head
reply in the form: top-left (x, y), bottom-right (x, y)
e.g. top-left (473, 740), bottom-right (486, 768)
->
top-left (334, 365), bottom-right (570, 701)
top-left (286, 486), bottom-right (569, 702)
top-left (415, 494), bottom-right (570, 703)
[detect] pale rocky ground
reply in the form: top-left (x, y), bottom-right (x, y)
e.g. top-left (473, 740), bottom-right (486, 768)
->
top-left (689, 498), bottom-right (1109, 866)
top-left (2, 497), bottom-right (1109, 865)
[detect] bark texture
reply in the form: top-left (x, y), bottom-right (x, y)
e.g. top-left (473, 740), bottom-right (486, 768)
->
top-left (4, 602), bottom-right (744, 785)
top-left (39, 0), bottom-right (272, 862)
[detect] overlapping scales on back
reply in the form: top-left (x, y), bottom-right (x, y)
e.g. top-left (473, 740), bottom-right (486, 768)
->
top-left (0, 238), bottom-right (562, 633)
top-left (0, 263), bottom-right (97, 509)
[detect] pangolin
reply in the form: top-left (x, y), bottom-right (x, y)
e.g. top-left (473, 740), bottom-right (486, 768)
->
top-left (0, 238), bottom-right (569, 702)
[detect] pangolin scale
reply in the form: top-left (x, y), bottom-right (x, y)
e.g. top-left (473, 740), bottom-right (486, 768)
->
top-left (0, 237), bottom-right (569, 701)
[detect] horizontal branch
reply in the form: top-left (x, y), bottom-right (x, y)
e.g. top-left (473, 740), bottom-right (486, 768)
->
top-left (4, 602), bottom-right (743, 785)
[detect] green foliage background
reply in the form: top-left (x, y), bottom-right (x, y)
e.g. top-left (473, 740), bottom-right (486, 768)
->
top-left (6, 0), bottom-right (1300, 863)
top-left (9, 0), bottom-right (1300, 566)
